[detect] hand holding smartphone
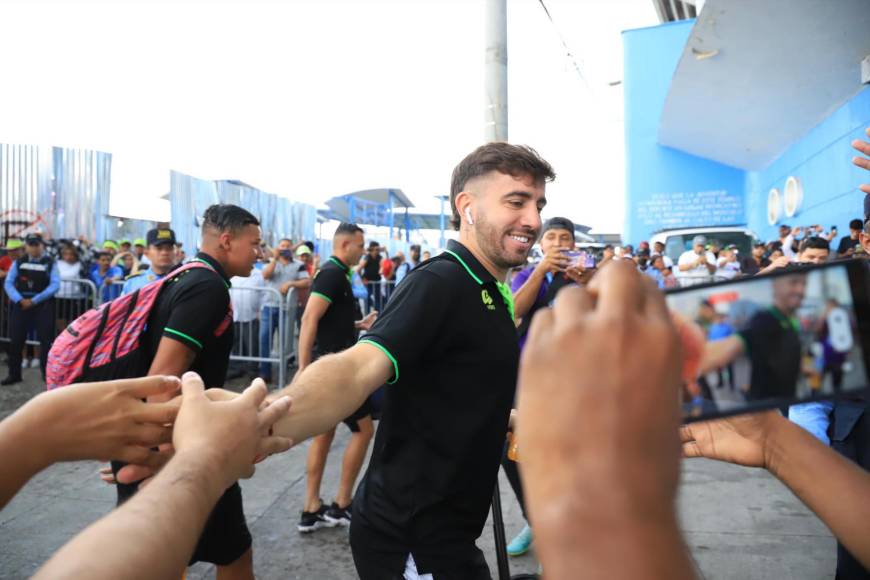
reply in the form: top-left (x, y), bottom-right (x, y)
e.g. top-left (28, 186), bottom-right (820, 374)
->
top-left (665, 261), bottom-right (870, 422)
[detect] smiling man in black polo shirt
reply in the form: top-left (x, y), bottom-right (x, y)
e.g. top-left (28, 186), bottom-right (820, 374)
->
top-left (266, 142), bottom-right (553, 579)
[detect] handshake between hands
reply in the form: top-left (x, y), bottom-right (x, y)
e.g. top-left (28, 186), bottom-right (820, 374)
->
top-left (2, 372), bottom-right (293, 507)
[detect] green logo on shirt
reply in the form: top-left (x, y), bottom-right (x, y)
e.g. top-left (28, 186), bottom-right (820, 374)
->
top-left (481, 289), bottom-right (495, 310)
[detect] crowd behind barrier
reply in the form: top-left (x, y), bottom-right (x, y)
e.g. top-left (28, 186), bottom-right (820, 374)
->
top-left (1, 221), bottom-right (865, 361)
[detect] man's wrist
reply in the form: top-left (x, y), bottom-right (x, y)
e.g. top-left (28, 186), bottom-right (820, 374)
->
top-left (0, 401), bottom-right (55, 472)
top-left (761, 414), bottom-right (799, 479)
top-left (535, 498), bottom-right (686, 579)
top-left (172, 448), bottom-right (234, 496)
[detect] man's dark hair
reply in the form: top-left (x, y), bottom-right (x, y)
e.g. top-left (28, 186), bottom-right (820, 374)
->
top-left (604, 244), bottom-right (614, 251)
top-left (96, 251), bottom-right (112, 260)
top-left (303, 240), bottom-right (315, 252)
top-left (368, 241), bottom-right (380, 250)
top-left (334, 222), bottom-right (364, 238)
top-left (850, 219), bottom-right (863, 231)
top-left (202, 204), bottom-right (259, 234)
top-left (448, 143), bottom-right (555, 230)
top-left (799, 236), bottom-right (830, 253)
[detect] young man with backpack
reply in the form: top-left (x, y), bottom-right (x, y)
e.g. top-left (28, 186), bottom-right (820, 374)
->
top-left (56, 205), bottom-right (263, 579)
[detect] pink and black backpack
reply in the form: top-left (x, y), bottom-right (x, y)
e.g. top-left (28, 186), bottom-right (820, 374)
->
top-left (46, 261), bottom-right (221, 390)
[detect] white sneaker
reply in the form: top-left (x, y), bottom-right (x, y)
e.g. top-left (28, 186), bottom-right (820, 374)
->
top-left (21, 358), bottom-right (30, 369)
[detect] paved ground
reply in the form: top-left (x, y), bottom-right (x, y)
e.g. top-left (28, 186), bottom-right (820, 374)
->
top-left (0, 365), bottom-right (837, 579)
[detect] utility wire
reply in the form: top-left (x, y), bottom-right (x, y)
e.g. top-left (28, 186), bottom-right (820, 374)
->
top-left (536, 0), bottom-right (593, 92)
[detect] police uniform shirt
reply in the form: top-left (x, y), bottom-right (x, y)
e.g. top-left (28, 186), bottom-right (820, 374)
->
top-left (310, 256), bottom-right (357, 356)
top-left (121, 266), bottom-right (166, 296)
top-left (350, 239), bottom-right (519, 573)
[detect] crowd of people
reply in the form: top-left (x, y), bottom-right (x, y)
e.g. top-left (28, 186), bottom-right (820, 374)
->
top-left (0, 129), bottom-right (867, 579)
top-left (560, 219), bottom-right (866, 293)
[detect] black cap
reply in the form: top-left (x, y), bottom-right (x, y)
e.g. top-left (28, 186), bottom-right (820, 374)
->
top-left (146, 228), bottom-right (177, 247)
top-left (24, 233), bottom-right (44, 245)
top-left (542, 217), bottom-right (575, 236)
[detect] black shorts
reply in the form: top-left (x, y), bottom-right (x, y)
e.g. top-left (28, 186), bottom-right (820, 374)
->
top-left (111, 462), bottom-right (252, 566)
top-left (343, 396), bottom-right (373, 433)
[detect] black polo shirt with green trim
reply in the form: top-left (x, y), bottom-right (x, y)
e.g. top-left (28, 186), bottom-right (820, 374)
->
top-left (738, 306), bottom-right (802, 400)
top-left (350, 239), bottom-right (519, 573)
top-left (310, 255), bottom-right (357, 355)
top-left (145, 252), bottom-right (234, 388)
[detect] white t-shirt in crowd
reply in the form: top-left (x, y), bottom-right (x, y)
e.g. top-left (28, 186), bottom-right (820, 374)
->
top-left (781, 234), bottom-right (797, 261)
top-left (676, 250), bottom-right (716, 277)
top-left (56, 260), bottom-right (86, 298)
top-left (230, 268), bottom-right (265, 322)
top-left (716, 260), bottom-right (741, 279)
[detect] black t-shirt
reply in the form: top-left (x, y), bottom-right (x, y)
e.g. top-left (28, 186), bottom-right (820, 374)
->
top-left (350, 240), bottom-right (519, 573)
top-left (310, 256), bottom-right (357, 355)
top-left (738, 307), bottom-right (801, 401)
top-left (145, 252), bottom-right (234, 387)
top-left (740, 256), bottom-right (769, 276)
top-left (362, 253), bottom-right (382, 282)
top-left (838, 235), bottom-right (859, 255)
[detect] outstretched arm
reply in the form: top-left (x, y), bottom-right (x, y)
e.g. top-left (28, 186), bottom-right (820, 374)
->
top-left (34, 373), bottom-right (291, 580)
top-left (682, 411), bottom-right (870, 570)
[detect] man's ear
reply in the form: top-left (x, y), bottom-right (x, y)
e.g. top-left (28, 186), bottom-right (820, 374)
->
top-left (455, 191), bottom-right (474, 225)
top-left (218, 231), bottom-right (233, 250)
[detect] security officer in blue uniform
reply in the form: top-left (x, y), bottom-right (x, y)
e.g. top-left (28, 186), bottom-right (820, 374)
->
top-left (2, 233), bottom-right (60, 385)
top-left (121, 228), bottom-right (178, 296)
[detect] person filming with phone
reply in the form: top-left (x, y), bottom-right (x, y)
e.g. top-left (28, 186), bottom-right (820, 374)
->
top-left (512, 217), bottom-right (586, 341)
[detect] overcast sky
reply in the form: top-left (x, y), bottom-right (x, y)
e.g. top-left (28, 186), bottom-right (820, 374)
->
top-left (0, 0), bottom-right (658, 233)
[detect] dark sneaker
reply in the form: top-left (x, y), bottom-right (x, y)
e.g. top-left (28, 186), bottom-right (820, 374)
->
top-left (324, 502), bottom-right (352, 526)
top-left (297, 502), bottom-right (336, 533)
top-left (1, 376), bottom-right (22, 386)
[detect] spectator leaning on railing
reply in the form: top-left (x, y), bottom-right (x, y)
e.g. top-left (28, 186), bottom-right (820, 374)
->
top-left (90, 252), bottom-right (124, 303)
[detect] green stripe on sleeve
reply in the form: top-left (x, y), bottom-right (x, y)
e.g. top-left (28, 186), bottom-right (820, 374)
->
top-left (359, 339), bottom-right (399, 384)
top-left (310, 291), bottom-right (333, 304)
top-left (164, 327), bottom-right (204, 350)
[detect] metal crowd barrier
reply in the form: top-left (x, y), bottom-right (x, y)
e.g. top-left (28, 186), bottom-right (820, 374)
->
top-left (676, 274), bottom-right (731, 288)
top-left (98, 279), bottom-right (126, 304)
top-left (96, 276), bottom-right (302, 389)
top-left (360, 280), bottom-right (398, 316)
top-left (0, 278), bottom-right (98, 347)
top-left (227, 285), bottom-right (299, 389)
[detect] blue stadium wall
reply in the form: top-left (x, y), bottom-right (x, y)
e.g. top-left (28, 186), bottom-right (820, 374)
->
top-left (623, 20), bottom-right (870, 245)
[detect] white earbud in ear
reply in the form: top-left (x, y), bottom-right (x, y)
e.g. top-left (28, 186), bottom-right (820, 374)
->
top-left (465, 208), bottom-right (474, 225)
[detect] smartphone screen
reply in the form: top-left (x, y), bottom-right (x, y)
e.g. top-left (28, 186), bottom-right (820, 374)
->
top-left (665, 260), bottom-right (870, 422)
top-left (561, 250), bottom-right (582, 267)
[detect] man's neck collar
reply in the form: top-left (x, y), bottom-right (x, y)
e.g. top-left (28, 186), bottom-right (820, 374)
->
top-left (195, 252), bottom-right (231, 284)
top-left (455, 235), bottom-right (508, 281)
top-left (330, 255), bottom-right (350, 270)
top-left (446, 240), bottom-right (506, 283)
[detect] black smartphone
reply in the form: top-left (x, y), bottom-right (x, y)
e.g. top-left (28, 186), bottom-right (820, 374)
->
top-left (665, 260), bottom-right (870, 422)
